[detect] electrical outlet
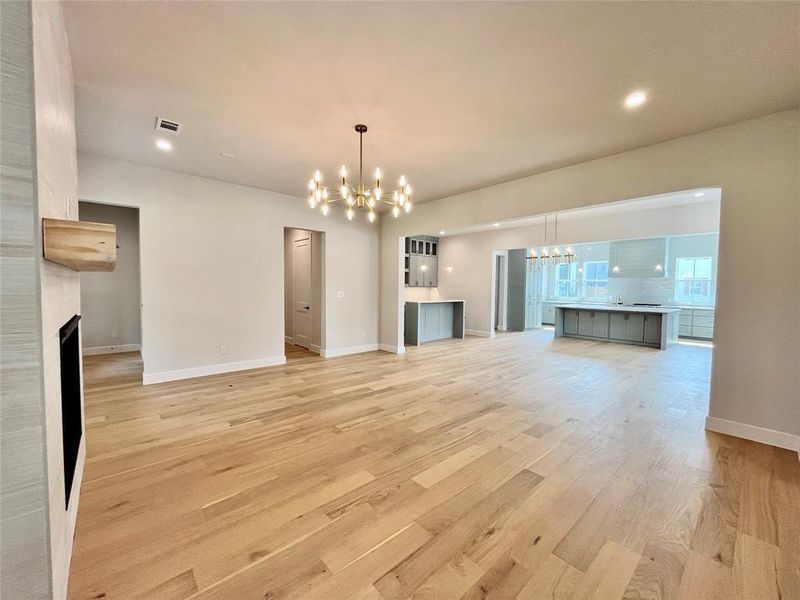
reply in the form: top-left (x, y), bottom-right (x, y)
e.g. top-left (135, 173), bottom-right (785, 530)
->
top-left (111, 329), bottom-right (118, 339)
top-left (362, 331), bottom-right (366, 340)
top-left (220, 345), bottom-right (228, 355)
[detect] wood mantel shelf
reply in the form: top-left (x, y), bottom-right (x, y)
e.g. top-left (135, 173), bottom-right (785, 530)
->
top-left (42, 218), bottom-right (116, 271)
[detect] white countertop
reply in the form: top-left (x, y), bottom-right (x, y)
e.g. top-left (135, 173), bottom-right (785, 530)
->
top-left (406, 299), bottom-right (465, 304)
top-left (544, 300), bottom-right (713, 311)
top-left (554, 303), bottom-right (681, 314)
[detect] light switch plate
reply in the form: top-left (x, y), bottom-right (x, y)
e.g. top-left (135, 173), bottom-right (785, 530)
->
top-left (337, 291), bottom-right (345, 298)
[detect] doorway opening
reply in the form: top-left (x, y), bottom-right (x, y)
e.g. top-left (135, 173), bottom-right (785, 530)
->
top-left (284, 228), bottom-right (324, 361)
top-left (78, 201), bottom-right (142, 377)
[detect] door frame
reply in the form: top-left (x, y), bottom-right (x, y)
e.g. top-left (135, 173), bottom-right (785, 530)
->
top-left (292, 234), bottom-right (312, 349)
top-left (284, 227), bottom-right (325, 356)
top-left (491, 250), bottom-right (507, 334)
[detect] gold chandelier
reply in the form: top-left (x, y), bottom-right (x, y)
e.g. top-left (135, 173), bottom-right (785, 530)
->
top-left (307, 124), bottom-right (412, 222)
top-left (527, 213), bottom-right (575, 267)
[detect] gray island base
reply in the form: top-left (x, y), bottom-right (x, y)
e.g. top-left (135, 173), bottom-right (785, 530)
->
top-left (554, 304), bottom-right (680, 350)
top-left (405, 300), bottom-right (466, 346)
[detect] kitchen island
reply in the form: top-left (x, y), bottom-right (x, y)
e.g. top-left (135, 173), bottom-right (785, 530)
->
top-left (554, 304), bottom-right (680, 349)
top-left (405, 300), bottom-right (465, 346)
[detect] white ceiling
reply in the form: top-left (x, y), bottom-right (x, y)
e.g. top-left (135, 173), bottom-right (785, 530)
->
top-left (63, 2), bottom-right (800, 204)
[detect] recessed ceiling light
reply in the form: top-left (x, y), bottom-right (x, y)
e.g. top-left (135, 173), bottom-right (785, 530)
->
top-left (155, 138), bottom-right (172, 151)
top-left (439, 230), bottom-right (445, 235)
top-left (220, 152), bottom-right (234, 158)
top-left (624, 91), bottom-right (647, 109)
top-left (493, 223), bottom-right (500, 227)
top-left (694, 192), bottom-right (704, 198)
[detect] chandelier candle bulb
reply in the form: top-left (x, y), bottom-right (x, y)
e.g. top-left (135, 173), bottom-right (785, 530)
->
top-left (368, 211), bottom-right (376, 223)
top-left (340, 165), bottom-right (347, 178)
top-left (346, 208), bottom-right (354, 220)
top-left (392, 206), bottom-right (400, 218)
top-left (321, 204), bottom-right (329, 216)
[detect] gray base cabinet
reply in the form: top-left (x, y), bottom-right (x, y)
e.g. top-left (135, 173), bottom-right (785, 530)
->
top-left (405, 301), bottom-right (465, 346)
top-left (554, 305), bottom-right (679, 350)
top-left (609, 313), bottom-right (645, 342)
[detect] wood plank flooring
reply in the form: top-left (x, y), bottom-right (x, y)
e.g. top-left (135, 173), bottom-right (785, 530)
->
top-left (68, 331), bottom-right (800, 600)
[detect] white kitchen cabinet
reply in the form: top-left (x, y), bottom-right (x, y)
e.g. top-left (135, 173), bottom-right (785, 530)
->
top-left (678, 308), bottom-right (715, 340)
top-left (541, 303), bottom-right (556, 324)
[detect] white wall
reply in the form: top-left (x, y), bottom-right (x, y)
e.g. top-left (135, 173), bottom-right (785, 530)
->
top-left (435, 201), bottom-right (721, 333)
top-left (381, 109), bottom-right (800, 449)
top-left (78, 155), bottom-right (380, 383)
top-left (283, 227), bottom-right (323, 351)
top-left (79, 202), bottom-right (141, 351)
top-left (33, 1), bottom-right (84, 597)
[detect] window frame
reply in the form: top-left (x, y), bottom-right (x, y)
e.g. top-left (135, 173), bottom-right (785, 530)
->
top-left (674, 256), bottom-right (714, 305)
top-left (555, 262), bottom-right (579, 299)
top-left (582, 260), bottom-right (609, 300)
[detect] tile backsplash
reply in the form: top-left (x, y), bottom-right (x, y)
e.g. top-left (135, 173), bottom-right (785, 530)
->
top-left (607, 277), bottom-right (675, 305)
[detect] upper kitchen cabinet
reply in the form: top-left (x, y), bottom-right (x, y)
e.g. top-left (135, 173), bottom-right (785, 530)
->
top-left (609, 237), bottom-right (666, 278)
top-left (405, 235), bottom-right (439, 287)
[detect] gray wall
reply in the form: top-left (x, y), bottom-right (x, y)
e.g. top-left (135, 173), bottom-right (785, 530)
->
top-left (0, 2), bottom-right (52, 597)
top-left (79, 201), bottom-right (141, 350)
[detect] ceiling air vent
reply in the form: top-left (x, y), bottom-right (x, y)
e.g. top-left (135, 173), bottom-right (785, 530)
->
top-left (155, 117), bottom-right (181, 135)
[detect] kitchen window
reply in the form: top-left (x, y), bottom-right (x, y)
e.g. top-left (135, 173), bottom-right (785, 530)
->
top-left (556, 263), bottom-right (579, 298)
top-left (582, 261), bottom-right (609, 299)
top-left (675, 257), bottom-right (713, 304)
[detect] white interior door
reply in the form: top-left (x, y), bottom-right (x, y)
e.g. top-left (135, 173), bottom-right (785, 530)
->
top-left (293, 236), bottom-right (312, 349)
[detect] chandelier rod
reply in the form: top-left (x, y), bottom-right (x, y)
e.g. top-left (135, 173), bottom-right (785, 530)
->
top-left (359, 127), bottom-right (363, 191)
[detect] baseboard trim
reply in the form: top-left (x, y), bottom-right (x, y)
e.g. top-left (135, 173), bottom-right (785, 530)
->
top-left (379, 343), bottom-right (406, 354)
top-left (82, 344), bottom-right (141, 356)
top-left (321, 343), bottom-right (379, 358)
top-left (310, 344), bottom-right (321, 355)
top-left (705, 416), bottom-right (799, 452)
top-left (284, 335), bottom-right (293, 344)
top-left (143, 355), bottom-right (286, 385)
top-left (465, 329), bottom-right (495, 338)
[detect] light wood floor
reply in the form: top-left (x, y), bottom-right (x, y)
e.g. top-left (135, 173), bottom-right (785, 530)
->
top-left (69, 331), bottom-right (799, 600)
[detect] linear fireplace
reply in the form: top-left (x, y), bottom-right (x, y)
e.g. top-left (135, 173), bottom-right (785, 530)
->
top-left (59, 314), bottom-right (82, 509)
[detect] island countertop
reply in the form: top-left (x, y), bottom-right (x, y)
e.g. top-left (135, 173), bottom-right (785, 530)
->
top-left (554, 303), bottom-right (681, 314)
top-left (405, 299), bottom-right (465, 304)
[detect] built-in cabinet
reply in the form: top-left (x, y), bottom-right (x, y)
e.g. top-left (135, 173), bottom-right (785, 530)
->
top-left (679, 308), bottom-right (715, 340)
top-left (405, 235), bottom-right (439, 287)
top-left (506, 249), bottom-right (542, 330)
top-left (405, 301), bottom-right (465, 345)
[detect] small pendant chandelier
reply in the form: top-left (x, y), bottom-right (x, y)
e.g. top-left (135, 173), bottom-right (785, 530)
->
top-left (527, 213), bottom-right (575, 267)
top-left (306, 124), bottom-right (412, 223)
